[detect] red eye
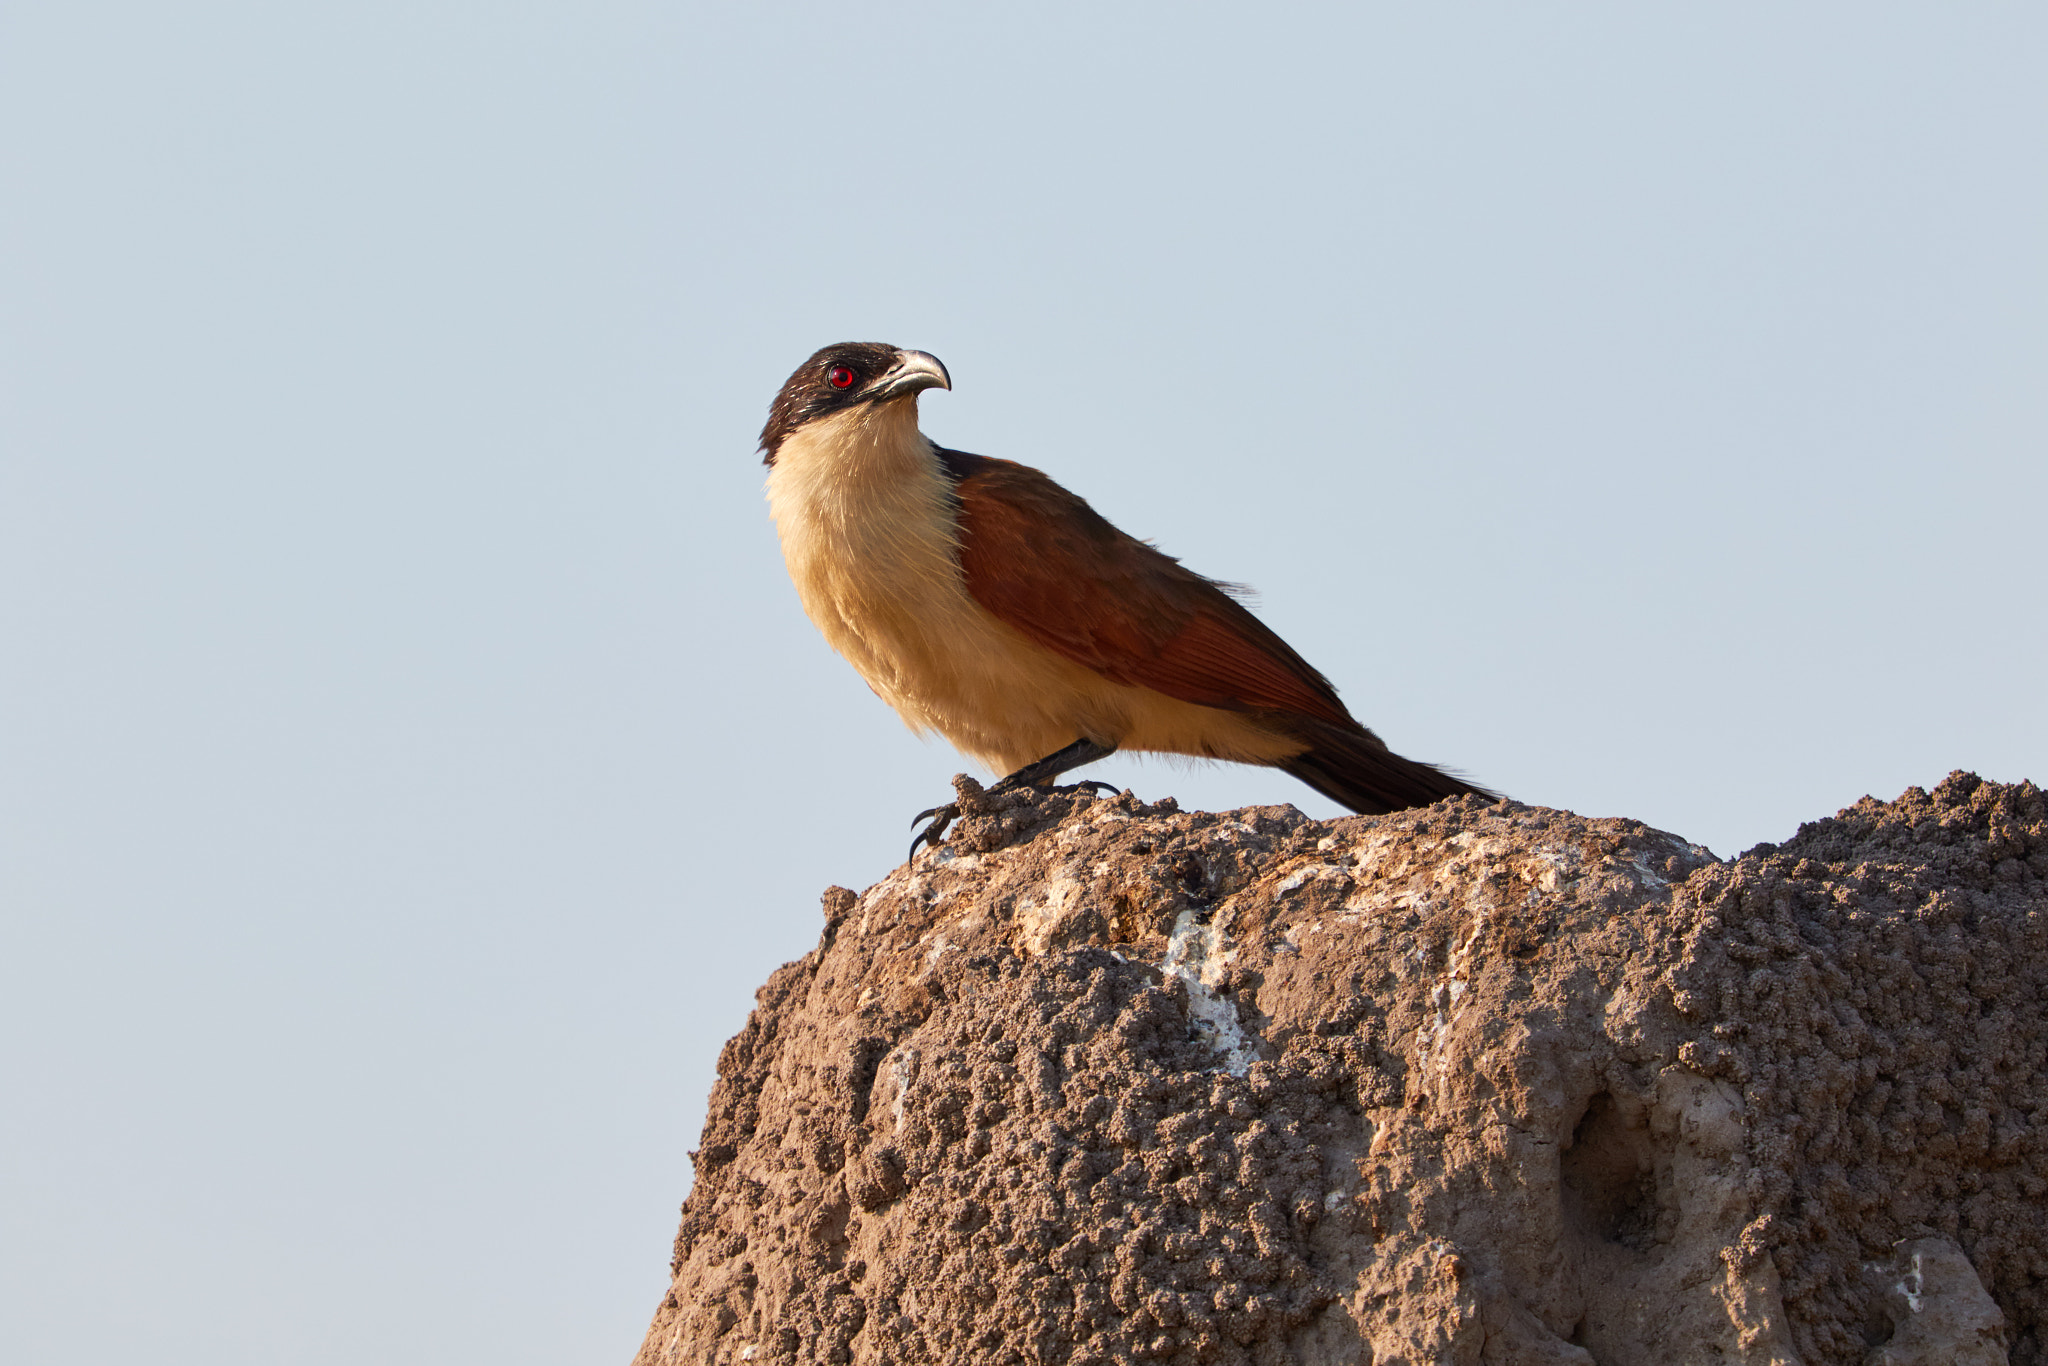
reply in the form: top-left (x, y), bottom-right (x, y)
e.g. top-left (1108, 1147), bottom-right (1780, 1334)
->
top-left (828, 365), bottom-right (855, 389)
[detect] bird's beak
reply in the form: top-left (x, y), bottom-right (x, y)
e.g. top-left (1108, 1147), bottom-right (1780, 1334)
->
top-left (872, 350), bottom-right (952, 401)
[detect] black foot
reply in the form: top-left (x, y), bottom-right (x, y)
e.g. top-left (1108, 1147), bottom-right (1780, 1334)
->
top-left (909, 803), bottom-right (959, 864)
top-left (907, 773), bottom-right (1121, 865)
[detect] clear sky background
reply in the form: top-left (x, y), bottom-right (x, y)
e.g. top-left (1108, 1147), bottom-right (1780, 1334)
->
top-left (3, 4), bottom-right (2043, 1363)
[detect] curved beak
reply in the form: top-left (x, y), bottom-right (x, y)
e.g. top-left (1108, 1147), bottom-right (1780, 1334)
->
top-left (872, 350), bottom-right (951, 401)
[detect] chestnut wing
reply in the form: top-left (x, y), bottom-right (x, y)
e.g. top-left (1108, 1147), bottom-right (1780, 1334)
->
top-left (945, 452), bottom-right (1353, 727)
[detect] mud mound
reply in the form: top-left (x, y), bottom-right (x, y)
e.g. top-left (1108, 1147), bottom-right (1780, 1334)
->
top-left (635, 772), bottom-right (2046, 1365)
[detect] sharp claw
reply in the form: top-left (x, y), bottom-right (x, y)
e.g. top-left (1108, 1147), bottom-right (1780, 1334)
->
top-left (908, 802), bottom-right (960, 864)
top-left (907, 778), bottom-right (1112, 865)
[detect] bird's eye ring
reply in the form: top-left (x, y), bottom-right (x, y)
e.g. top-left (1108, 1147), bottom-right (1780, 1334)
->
top-left (828, 365), bottom-right (856, 390)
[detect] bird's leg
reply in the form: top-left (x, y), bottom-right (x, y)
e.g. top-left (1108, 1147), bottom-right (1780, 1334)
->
top-left (989, 736), bottom-right (1118, 793)
top-left (910, 737), bottom-right (1118, 861)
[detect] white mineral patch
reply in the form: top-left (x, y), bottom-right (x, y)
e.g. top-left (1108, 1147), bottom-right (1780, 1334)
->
top-left (1529, 847), bottom-right (1575, 892)
top-left (1015, 872), bottom-right (1086, 956)
top-left (1419, 981), bottom-right (1452, 1054)
top-left (1161, 908), bottom-right (1260, 1076)
top-left (1275, 863), bottom-right (1349, 896)
top-left (1897, 1250), bottom-right (1926, 1314)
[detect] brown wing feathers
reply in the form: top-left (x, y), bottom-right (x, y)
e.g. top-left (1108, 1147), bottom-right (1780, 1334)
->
top-left (944, 453), bottom-right (1349, 725)
top-left (940, 448), bottom-right (1491, 816)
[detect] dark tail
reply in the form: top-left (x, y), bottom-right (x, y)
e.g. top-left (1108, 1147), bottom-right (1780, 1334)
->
top-left (1274, 715), bottom-right (1495, 815)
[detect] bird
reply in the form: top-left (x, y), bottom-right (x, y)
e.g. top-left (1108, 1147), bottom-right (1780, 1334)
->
top-left (759, 342), bottom-right (1493, 859)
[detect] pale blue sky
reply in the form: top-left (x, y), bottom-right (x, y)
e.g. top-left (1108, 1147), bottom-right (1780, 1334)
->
top-left (3, 5), bottom-right (2044, 1363)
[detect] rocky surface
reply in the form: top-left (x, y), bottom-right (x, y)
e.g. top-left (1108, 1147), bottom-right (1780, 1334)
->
top-left (634, 772), bottom-right (2047, 1365)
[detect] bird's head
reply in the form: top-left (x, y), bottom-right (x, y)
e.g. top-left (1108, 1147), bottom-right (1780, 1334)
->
top-left (759, 343), bottom-right (951, 463)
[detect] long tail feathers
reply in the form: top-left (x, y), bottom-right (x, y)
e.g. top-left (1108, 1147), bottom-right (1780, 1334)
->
top-left (1275, 715), bottom-right (1495, 815)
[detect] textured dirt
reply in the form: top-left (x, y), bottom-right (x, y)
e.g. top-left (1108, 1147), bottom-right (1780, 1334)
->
top-left (634, 772), bottom-right (2047, 1365)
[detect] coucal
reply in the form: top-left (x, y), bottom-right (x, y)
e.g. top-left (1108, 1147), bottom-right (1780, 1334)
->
top-left (760, 342), bottom-right (1492, 857)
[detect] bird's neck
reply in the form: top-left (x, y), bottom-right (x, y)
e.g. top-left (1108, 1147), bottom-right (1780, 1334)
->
top-left (762, 392), bottom-right (981, 728)
top-left (763, 398), bottom-right (944, 531)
